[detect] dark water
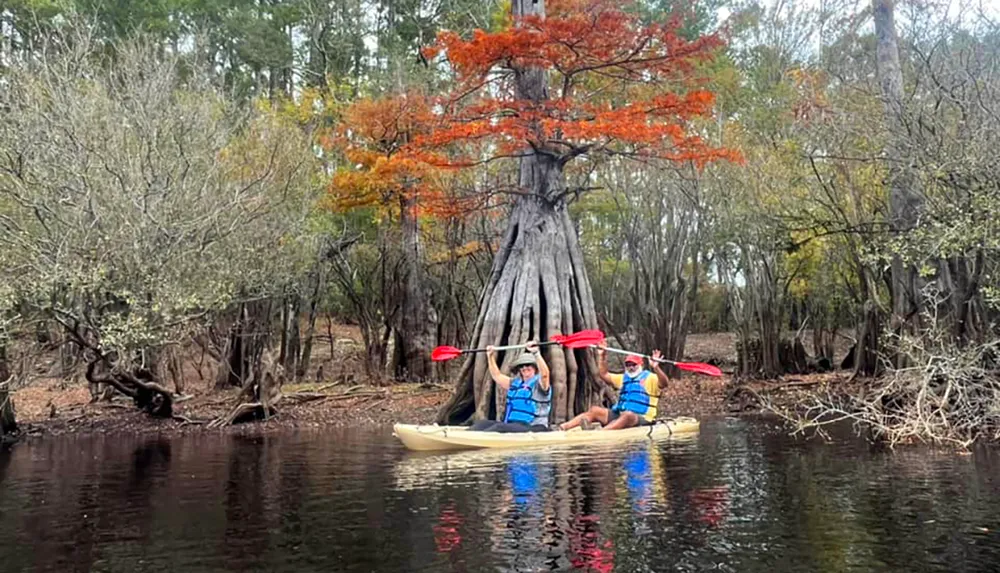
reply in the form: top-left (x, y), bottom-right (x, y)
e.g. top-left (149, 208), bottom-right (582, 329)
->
top-left (1, 417), bottom-right (999, 572)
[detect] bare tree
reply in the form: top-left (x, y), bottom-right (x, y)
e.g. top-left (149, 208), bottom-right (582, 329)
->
top-left (0, 31), bottom-right (317, 417)
top-left (874, 0), bottom-right (925, 357)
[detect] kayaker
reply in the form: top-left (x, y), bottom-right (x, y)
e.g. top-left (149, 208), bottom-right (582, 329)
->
top-left (469, 341), bottom-right (552, 433)
top-left (559, 341), bottom-right (667, 431)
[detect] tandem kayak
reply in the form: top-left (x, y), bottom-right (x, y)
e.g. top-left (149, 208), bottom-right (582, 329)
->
top-left (392, 417), bottom-right (699, 451)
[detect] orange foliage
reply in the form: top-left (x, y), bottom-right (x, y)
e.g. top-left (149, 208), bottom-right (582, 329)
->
top-left (325, 92), bottom-right (481, 219)
top-left (327, 0), bottom-right (737, 222)
top-left (417, 0), bottom-right (739, 165)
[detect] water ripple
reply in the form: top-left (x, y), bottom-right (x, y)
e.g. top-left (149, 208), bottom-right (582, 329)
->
top-left (1, 420), bottom-right (999, 572)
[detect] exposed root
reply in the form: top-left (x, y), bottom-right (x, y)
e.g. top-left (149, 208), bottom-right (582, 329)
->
top-left (207, 402), bottom-right (278, 428)
top-left (171, 414), bottom-right (207, 426)
top-left (208, 349), bottom-right (284, 428)
top-left (85, 359), bottom-right (175, 417)
top-left (283, 392), bottom-right (328, 403)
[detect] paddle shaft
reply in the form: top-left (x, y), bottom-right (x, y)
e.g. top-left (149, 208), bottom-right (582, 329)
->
top-left (459, 340), bottom-right (560, 355)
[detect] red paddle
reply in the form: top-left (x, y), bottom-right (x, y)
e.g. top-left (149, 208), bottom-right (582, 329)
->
top-left (602, 346), bottom-right (723, 377)
top-left (430, 329), bottom-right (606, 362)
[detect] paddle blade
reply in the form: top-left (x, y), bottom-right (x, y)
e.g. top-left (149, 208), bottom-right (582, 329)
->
top-left (431, 346), bottom-right (463, 362)
top-left (552, 329), bottom-right (605, 349)
top-left (674, 361), bottom-right (723, 377)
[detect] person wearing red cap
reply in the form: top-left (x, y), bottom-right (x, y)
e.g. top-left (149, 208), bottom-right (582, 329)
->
top-left (559, 341), bottom-right (668, 431)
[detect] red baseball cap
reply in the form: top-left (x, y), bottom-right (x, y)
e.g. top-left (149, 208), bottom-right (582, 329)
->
top-left (624, 354), bottom-right (643, 365)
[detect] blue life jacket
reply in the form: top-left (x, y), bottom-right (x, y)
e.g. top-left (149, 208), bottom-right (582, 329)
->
top-left (612, 370), bottom-right (658, 418)
top-left (503, 374), bottom-right (551, 426)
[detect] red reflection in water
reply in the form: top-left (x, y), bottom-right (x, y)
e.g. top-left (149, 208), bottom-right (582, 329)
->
top-left (569, 514), bottom-right (615, 573)
top-left (433, 503), bottom-right (463, 554)
top-left (690, 486), bottom-right (730, 527)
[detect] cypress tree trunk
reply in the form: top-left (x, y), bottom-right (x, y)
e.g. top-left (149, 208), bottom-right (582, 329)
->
top-left (875, 0), bottom-right (924, 354)
top-left (0, 390), bottom-right (15, 437)
top-left (216, 301), bottom-right (273, 389)
top-left (437, 0), bottom-right (602, 424)
top-left (297, 261), bottom-right (326, 380)
top-left (436, 165), bottom-right (602, 424)
top-left (282, 295), bottom-right (302, 376)
top-left (0, 347), bottom-right (14, 436)
top-left (395, 193), bottom-right (437, 381)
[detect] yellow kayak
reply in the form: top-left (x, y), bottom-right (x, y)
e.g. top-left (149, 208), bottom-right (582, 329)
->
top-left (392, 417), bottom-right (700, 451)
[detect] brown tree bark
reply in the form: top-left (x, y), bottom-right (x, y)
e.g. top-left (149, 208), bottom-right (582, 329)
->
top-left (0, 389), bottom-right (15, 437)
top-left (436, 164), bottom-right (602, 424)
top-left (85, 359), bottom-right (175, 417)
top-left (853, 297), bottom-right (883, 376)
top-left (0, 345), bottom-right (14, 436)
top-left (874, 0), bottom-right (924, 355)
top-left (215, 301), bottom-right (273, 389)
top-left (297, 261), bottom-right (326, 380)
top-left (395, 192), bottom-right (437, 382)
top-left (437, 0), bottom-right (606, 424)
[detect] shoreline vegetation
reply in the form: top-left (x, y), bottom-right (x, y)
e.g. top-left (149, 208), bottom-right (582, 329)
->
top-left (5, 326), bottom-right (851, 441)
top-left (3, 2), bottom-right (999, 449)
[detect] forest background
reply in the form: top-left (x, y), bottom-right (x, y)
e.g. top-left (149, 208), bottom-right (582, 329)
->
top-left (1, 0), bottom-right (999, 446)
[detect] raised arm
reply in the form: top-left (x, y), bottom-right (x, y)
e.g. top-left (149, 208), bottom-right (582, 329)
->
top-left (596, 342), bottom-right (616, 386)
top-left (486, 346), bottom-right (512, 390)
top-left (526, 341), bottom-right (550, 391)
top-left (650, 349), bottom-right (669, 388)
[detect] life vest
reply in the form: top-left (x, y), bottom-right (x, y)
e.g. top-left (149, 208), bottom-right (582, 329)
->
top-left (612, 370), bottom-right (658, 418)
top-left (503, 374), bottom-right (551, 426)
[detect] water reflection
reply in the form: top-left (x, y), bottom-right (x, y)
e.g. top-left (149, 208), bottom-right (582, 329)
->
top-left (621, 442), bottom-right (670, 517)
top-left (432, 502), bottom-right (463, 554)
top-left (0, 420), bottom-right (999, 572)
top-left (507, 455), bottom-right (541, 508)
top-left (568, 514), bottom-right (614, 573)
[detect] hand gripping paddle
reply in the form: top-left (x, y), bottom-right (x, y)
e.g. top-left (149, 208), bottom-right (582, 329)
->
top-left (601, 346), bottom-right (723, 377)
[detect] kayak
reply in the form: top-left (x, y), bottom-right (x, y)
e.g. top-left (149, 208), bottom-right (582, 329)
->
top-left (392, 417), bottom-right (699, 451)
top-left (392, 432), bottom-right (696, 491)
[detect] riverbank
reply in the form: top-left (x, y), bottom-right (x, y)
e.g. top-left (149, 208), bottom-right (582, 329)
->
top-left (4, 329), bottom-right (854, 440)
top-left (10, 376), bottom-right (738, 439)
top-left (11, 372), bottom-right (862, 441)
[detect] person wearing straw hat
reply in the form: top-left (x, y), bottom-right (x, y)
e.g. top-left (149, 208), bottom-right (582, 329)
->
top-left (468, 341), bottom-right (552, 433)
top-left (559, 341), bottom-right (667, 431)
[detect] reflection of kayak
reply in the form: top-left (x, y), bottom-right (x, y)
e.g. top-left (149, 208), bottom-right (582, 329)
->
top-left (392, 417), bottom-right (699, 451)
top-left (393, 444), bottom-right (547, 491)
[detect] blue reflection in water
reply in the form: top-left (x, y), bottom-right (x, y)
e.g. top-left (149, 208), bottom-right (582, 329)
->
top-left (508, 455), bottom-right (540, 509)
top-left (623, 446), bottom-right (653, 514)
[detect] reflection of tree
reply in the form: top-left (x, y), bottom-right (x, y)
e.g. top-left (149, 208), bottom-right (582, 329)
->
top-left (220, 435), bottom-right (274, 567)
top-left (0, 444), bottom-right (10, 485)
